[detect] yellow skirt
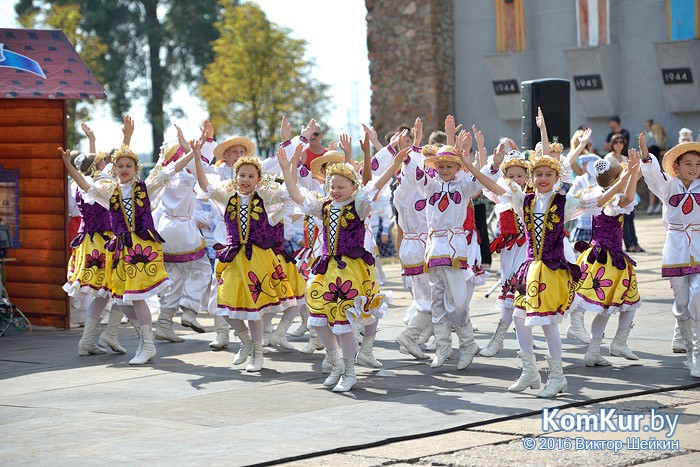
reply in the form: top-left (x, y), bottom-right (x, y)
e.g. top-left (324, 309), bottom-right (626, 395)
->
top-left (277, 254), bottom-right (307, 306)
top-left (216, 245), bottom-right (299, 320)
top-left (307, 257), bottom-right (391, 334)
top-left (573, 249), bottom-right (641, 315)
top-left (106, 236), bottom-right (170, 304)
top-left (513, 260), bottom-right (575, 325)
top-left (63, 232), bottom-right (112, 298)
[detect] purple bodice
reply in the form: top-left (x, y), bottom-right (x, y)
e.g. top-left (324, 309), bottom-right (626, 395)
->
top-left (70, 189), bottom-right (111, 248)
top-left (312, 199), bottom-right (374, 275)
top-left (216, 192), bottom-right (278, 262)
top-left (577, 212), bottom-right (635, 270)
top-left (105, 181), bottom-right (164, 254)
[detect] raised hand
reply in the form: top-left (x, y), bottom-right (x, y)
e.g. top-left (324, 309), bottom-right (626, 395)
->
top-left (362, 123), bottom-right (381, 149)
top-left (339, 133), bottom-right (352, 157)
top-left (360, 132), bottom-right (370, 155)
top-left (81, 122), bottom-right (95, 141)
top-left (492, 142), bottom-right (506, 169)
top-left (412, 117), bottom-right (423, 147)
top-left (535, 107), bottom-right (545, 129)
top-left (122, 115), bottom-right (135, 146)
top-left (506, 138), bottom-right (519, 151)
top-left (445, 115), bottom-right (462, 146)
top-left (639, 132), bottom-right (649, 160)
top-left (280, 116), bottom-right (292, 141)
top-left (471, 124), bottom-right (484, 149)
top-left (174, 123), bottom-right (189, 151)
top-left (59, 147), bottom-right (71, 165)
top-left (627, 147), bottom-right (641, 169)
top-left (203, 119), bottom-right (214, 139)
top-left (456, 130), bottom-right (472, 154)
top-left (328, 141), bottom-right (338, 151)
top-left (301, 118), bottom-right (317, 140)
top-left (579, 128), bottom-right (593, 146)
top-left (277, 146), bottom-right (291, 172)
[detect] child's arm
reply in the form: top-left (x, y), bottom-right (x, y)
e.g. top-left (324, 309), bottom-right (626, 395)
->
top-left (536, 107), bottom-right (549, 155)
top-left (278, 144), bottom-right (305, 206)
top-left (59, 147), bottom-right (91, 191)
top-left (362, 123), bottom-right (383, 152)
top-left (81, 123), bottom-right (96, 154)
top-left (461, 151), bottom-right (506, 196)
top-left (373, 147), bottom-right (410, 197)
top-left (472, 125), bottom-right (487, 169)
top-left (174, 124), bottom-right (190, 152)
top-left (360, 133), bottom-right (372, 186)
top-left (566, 128), bottom-right (591, 176)
top-left (596, 164), bottom-right (635, 207)
top-left (121, 115), bottom-right (134, 147)
top-left (638, 132), bottom-right (670, 201)
top-left (339, 133), bottom-right (353, 164)
top-left (194, 139), bottom-right (210, 193)
top-left (445, 115), bottom-right (462, 147)
top-left (619, 148), bottom-right (641, 208)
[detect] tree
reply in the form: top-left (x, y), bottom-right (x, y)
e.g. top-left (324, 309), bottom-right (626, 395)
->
top-left (200, 1), bottom-right (330, 159)
top-left (15, 0), bottom-right (223, 159)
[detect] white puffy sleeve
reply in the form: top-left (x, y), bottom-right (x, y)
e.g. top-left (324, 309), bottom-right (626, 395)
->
top-left (400, 149), bottom-right (433, 197)
top-left (640, 153), bottom-right (671, 201)
top-left (496, 178), bottom-right (526, 220)
top-left (144, 163), bottom-right (178, 200)
top-left (603, 193), bottom-right (638, 216)
top-left (354, 184), bottom-right (380, 220)
top-left (257, 181), bottom-right (290, 225)
top-left (564, 187), bottom-right (603, 222)
top-left (299, 187), bottom-right (326, 218)
top-left (83, 177), bottom-right (117, 209)
top-left (204, 179), bottom-right (238, 214)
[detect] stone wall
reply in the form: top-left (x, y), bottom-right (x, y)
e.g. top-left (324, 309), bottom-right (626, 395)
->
top-left (366, 0), bottom-right (454, 143)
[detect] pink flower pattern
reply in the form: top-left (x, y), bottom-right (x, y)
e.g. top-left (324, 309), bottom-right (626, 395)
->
top-left (84, 249), bottom-right (106, 269)
top-left (591, 267), bottom-right (613, 301)
top-left (124, 244), bottom-right (158, 265)
top-left (323, 278), bottom-right (358, 302)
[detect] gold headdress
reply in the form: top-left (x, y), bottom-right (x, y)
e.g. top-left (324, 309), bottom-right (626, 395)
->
top-left (421, 144), bottom-right (439, 157)
top-left (233, 156), bottom-right (262, 175)
top-left (549, 142), bottom-right (564, 154)
top-left (111, 144), bottom-right (142, 176)
top-left (310, 150), bottom-right (344, 179)
top-left (325, 162), bottom-right (360, 188)
top-left (500, 150), bottom-right (529, 172)
top-left (94, 151), bottom-right (108, 165)
top-left (529, 154), bottom-right (561, 174)
top-left (423, 145), bottom-right (466, 169)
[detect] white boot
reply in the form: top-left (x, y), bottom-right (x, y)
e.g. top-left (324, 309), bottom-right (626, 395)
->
top-left (98, 309), bottom-right (126, 353)
top-left (269, 319), bottom-right (295, 350)
top-left (479, 319), bottom-right (509, 357)
top-left (129, 325), bottom-right (156, 365)
top-left (566, 309), bottom-right (590, 344)
top-left (78, 317), bottom-right (107, 356)
top-left (154, 308), bottom-right (184, 342)
top-left (455, 323), bottom-right (480, 369)
top-left (430, 324), bottom-right (453, 368)
top-left (321, 352), bottom-right (332, 373)
top-left (425, 335), bottom-right (437, 351)
top-left (417, 321), bottom-right (433, 345)
top-left (301, 327), bottom-right (324, 354)
top-left (333, 357), bottom-right (357, 392)
top-left (181, 308), bottom-right (206, 333)
top-left (245, 341), bottom-right (264, 372)
top-left (289, 307), bottom-right (309, 337)
top-left (209, 315), bottom-right (230, 350)
top-left (395, 312), bottom-right (431, 359)
top-left (672, 320), bottom-right (687, 353)
top-left (609, 326), bottom-right (639, 360)
top-left (233, 329), bottom-right (253, 365)
top-left (537, 357), bottom-right (567, 398)
top-left (584, 337), bottom-right (612, 366)
top-left (508, 352), bottom-right (541, 392)
top-left (323, 348), bottom-right (344, 386)
top-left (691, 321), bottom-right (700, 379)
top-left (356, 333), bottom-right (382, 368)
top-left (679, 319), bottom-right (700, 378)
top-left (262, 318), bottom-right (273, 346)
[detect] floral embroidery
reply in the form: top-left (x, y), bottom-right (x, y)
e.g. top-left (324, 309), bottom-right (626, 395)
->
top-left (226, 197), bottom-right (238, 221)
top-left (669, 192), bottom-right (700, 215)
top-left (415, 199), bottom-right (426, 211)
top-left (545, 204), bottom-right (561, 231)
top-left (84, 249), bottom-right (106, 269)
top-left (133, 183), bottom-right (147, 208)
top-left (110, 191), bottom-right (121, 212)
top-left (250, 197), bottom-right (264, 221)
top-left (591, 267), bottom-right (613, 300)
top-left (323, 278), bottom-right (358, 301)
top-left (271, 264), bottom-right (287, 281)
top-left (579, 262), bottom-right (589, 281)
top-left (339, 205), bottom-right (356, 228)
top-left (299, 166), bottom-right (309, 177)
top-left (248, 271), bottom-right (264, 302)
top-left (124, 244), bottom-right (158, 265)
top-left (525, 281), bottom-right (547, 309)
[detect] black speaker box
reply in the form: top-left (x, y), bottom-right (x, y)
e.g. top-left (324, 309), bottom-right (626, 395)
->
top-left (521, 79), bottom-right (570, 150)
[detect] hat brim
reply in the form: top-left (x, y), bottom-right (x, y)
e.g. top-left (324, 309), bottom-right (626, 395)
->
top-left (662, 142), bottom-right (700, 176)
top-left (310, 151), bottom-right (344, 179)
top-left (423, 154), bottom-right (466, 169)
top-left (214, 136), bottom-right (255, 158)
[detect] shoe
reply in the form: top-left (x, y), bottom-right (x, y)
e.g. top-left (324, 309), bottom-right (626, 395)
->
top-left (508, 352), bottom-right (541, 392)
top-left (321, 352), bottom-right (333, 373)
top-left (609, 325), bottom-right (638, 360)
top-left (584, 337), bottom-right (612, 366)
top-left (154, 308), bottom-right (185, 342)
top-left (654, 204), bottom-right (662, 214)
top-left (181, 308), bottom-right (206, 333)
top-left (430, 324), bottom-right (453, 368)
top-left (417, 322), bottom-right (433, 345)
top-left (245, 341), bottom-right (264, 372)
top-left (356, 333), bottom-right (382, 368)
top-left (78, 317), bottom-right (107, 356)
top-left (289, 307), bottom-right (309, 337)
top-left (395, 311), bottom-right (431, 359)
top-left (262, 318), bottom-right (274, 346)
top-left (269, 319), bottom-right (295, 350)
top-left (323, 348), bottom-right (344, 386)
top-left (233, 329), bottom-right (253, 365)
top-left (98, 309), bottom-right (126, 353)
top-left (646, 205), bottom-right (654, 215)
top-left (566, 309), bottom-right (590, 344)
top-left (479, 319), bottom-right (509, 357)
top-left (301, 328), bottom-right (324, 354)
top-left (537, 357), bottom-right (567, 398)
top-left (455, 322), bottom-right (479, 369)
top-left (209, 315), bottom-right (230, 350)
top-left (333, 357), bottom-right (357, 392)
top-left (129, 325), bottom-right (156, 365)
top-left (678, 319), bottom-right (700, 378)
top-left (672, 320), bottom-right (687, 353)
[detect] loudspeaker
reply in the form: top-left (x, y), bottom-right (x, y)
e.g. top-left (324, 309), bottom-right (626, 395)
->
top-left (521, 79), bottom-right (570, 151)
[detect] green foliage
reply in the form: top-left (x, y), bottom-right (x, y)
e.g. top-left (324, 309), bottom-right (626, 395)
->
top-left (200, 1), bottom-right (330, 159)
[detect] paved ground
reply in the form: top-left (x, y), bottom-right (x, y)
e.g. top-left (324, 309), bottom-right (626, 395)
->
top-left (1, 214), bottom-right (699, 466)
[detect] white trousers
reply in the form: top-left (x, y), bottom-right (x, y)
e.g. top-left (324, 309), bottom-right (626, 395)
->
top-left (159, 256), bottom-right (213, 312)
top-left (429, 267), bottom-right (475, 327)
top-left (670, 274), bottom-right (700, 321)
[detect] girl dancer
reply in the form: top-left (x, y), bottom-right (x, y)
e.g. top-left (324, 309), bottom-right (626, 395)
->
top-left (640, 135), bottom-right (700, 379)
top-left (193, 142), bottom-right (301, 372)
top-left (468, 108), bottom-right (629, 396)
top-left (63, 151), bottom-right (125, 356)
top-left (571, 150), bottom-right (642, 366)
top-left (279, 142), bottom-right (399, 392)
top-left (60, 116), bottom-right (191, 364)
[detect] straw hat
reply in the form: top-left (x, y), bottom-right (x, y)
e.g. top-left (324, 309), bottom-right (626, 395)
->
top-left (423, 145), bottom-right (466, 169)
top-left (214, 136), bottom-right (255, 158)
top-left (663, 141), bottom-right (700, 176)
top-left (310, 150), bottom-right (344, 179)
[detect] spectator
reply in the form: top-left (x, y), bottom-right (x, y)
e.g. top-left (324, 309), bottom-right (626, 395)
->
top-left (679, 127), bottom-right (693, 143)
top-left (604, 116), bottom-right (630, 153)
top-left (302, 125), bottom-right (326, 169)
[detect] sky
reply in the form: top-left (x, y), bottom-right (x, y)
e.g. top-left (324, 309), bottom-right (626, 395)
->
top-left (0, 0), bottom-right (371, 155)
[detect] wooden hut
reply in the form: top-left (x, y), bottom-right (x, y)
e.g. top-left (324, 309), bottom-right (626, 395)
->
top-left (0, 28), bottom-right (106, 329)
